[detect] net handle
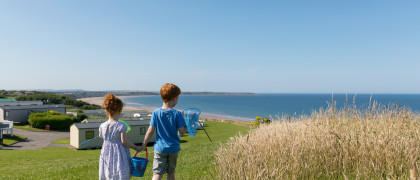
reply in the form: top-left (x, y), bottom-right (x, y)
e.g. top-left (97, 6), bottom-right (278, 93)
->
top-left (134, 148), bottom-right (148, 160)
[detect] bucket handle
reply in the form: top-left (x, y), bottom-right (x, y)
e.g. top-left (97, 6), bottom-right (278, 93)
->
top-left (134, 148), bottom-right (148, 161)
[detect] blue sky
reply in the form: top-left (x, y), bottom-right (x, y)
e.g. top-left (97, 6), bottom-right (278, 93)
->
top-left (1, 1), bottom-right (419, 93)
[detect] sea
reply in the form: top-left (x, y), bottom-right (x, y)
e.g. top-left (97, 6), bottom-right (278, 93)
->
top-left (123, 94), bottom-right (420, 121)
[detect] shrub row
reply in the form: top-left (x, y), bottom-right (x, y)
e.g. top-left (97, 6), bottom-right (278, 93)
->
top-left (28, 111), bottom-right (78, 130)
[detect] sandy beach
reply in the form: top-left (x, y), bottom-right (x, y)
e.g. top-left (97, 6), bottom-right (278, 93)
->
top-left (78, 95), bottom-right (155, 112)
top-left (78, 96), bottom-right (252, 124)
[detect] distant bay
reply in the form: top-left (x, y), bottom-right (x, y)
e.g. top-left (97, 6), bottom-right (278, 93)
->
top-left (123, 94), bottom-right (420, 121)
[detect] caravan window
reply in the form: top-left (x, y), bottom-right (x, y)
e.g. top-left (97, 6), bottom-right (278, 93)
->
top-left (140, 127), bottom-right (146, 135)
top-left (86, 131), bottom-right (94, 139)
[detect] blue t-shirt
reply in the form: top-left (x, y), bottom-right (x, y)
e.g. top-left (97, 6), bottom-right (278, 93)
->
top-left (150, 108), bottom-right (186, 153)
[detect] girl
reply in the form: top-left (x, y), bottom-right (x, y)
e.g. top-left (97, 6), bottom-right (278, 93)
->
top-left (99, 94), bottom-right (142, 180)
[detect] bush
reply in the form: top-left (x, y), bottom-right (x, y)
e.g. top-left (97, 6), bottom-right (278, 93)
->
top-left (250, 116), bottom-right (271, 127)
top-left (82, 104), bottom-right (101, 110)
top-left (76, 113), bottom-right (87, 122)
top-left (28, 112), bottom-right (78, 130)
top-left (215, 102), bottom-right (420, 179)
top-left (48, 111), bottom-right (60, 115)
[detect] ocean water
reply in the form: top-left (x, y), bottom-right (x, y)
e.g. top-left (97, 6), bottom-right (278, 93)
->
top-left (123, 94), bottom-right (420, 121)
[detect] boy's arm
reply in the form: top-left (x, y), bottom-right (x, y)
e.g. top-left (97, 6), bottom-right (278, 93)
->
top-left (178, 126), bottom-right (188, 135)
top-left (142, 126), bottom-right (155, 150)
top-left (177, 111), bottom-right (188, 135)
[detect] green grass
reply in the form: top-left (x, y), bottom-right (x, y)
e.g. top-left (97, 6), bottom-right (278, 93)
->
top-left (1, 135), bottom-right (27, 146)
top-left (0, 121), bottom-right (249, 179)
top-left (175, 121), bottom-right (249, 179)
top-left (52, 139), bottom-right (70, 144)
top-left (13, 124), bottom-right (50, 132)
top-left (13, 124), bottom-right (69, 132)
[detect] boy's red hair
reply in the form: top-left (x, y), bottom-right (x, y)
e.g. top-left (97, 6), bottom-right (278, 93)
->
top-left (160, 83), bottom-right (181, 102)
top-left (103, 93), bottom-right (124, 117)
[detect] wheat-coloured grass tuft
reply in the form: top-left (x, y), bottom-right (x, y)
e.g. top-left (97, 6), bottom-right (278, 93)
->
top-left (215, 100), bottom-right (420, 179)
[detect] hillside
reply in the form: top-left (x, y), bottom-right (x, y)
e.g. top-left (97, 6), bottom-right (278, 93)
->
top-left (0, 90), bottom-right (100, 110)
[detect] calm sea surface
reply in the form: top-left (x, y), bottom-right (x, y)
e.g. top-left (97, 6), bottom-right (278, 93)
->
top-left (124, 94), bottom-right (420, 121)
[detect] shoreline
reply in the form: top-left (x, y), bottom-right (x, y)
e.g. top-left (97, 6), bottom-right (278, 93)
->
top-left (78, 96), bottom-right (254, 123)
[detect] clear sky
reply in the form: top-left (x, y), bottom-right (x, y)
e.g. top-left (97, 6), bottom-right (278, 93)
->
top-left (1, 1), bottom-right (419, 93)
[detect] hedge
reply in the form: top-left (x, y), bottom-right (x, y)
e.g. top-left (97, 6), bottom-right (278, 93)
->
top-left (28, 112), bottom-right (78, 130)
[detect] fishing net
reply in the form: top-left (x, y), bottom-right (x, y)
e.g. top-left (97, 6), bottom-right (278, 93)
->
top-left (183, 108), bottom-right (201, 138)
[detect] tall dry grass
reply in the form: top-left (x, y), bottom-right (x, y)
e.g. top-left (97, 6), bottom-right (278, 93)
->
top-left (215, 100), bottom-right (419, 179)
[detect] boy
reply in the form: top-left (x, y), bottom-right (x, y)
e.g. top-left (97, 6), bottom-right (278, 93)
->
top-left (142, 83), bottom-right (188, 180)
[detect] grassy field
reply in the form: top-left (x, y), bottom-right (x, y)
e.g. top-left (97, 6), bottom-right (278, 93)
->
top-left (0, 121), bottom-right (249, 179)
top-left (1, 135), bottom-right (27, 146)
top-left (215, 102), bottom-right (420, 179)
top-left (52, 139), bottom-right (70, 144)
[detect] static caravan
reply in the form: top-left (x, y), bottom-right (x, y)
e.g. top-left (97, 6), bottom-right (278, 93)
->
top-left (83, 109), bottom-right (106, 117)
top-left (0, 104), bottom-right (66, 122)
top-left (70, 120), bottom-right (156, 150)
top-left (0, 101), bottom-right (43, 106)
top-left (81, 117), bottom-right (151, 123)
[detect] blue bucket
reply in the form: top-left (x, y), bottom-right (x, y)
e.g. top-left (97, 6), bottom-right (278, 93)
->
top-left (132, 148), bottom-right (149, 177)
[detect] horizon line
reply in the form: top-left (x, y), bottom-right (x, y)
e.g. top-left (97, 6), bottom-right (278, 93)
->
top-left (1, 89), bottom-right (419, 95)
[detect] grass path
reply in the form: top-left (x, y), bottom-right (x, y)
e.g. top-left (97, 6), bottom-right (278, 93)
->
top-left (0, 121), bottom-right (249, 179)
top-left (2, 128), bottom-right (69, 150)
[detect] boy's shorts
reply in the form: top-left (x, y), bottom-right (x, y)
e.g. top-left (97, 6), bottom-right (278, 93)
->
top-left (153, 151), bottom-right (179, 174)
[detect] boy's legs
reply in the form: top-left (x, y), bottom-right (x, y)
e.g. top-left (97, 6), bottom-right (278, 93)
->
top-left (152, 174), bottom-right (163, 180)
top-left (167, 152), bottom-right (178, 172)
top-left (153, 151), bottom-right (179, 180)
top-left (152, 173), bottom-right (173, 180)
top-left (167, 173), bottom-right (175, 180)
top-left (166, 152), bottom-right (178, 180)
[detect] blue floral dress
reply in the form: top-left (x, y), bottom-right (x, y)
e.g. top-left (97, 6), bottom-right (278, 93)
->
top-left (99, 121), bottom-right (132, 180)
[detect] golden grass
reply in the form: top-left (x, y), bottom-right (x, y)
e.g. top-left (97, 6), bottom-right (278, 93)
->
top-left (215, 101), bottom-right (420, 179)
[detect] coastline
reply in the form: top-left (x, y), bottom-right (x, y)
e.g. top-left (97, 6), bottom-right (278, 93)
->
top-left (78, 96), bottom-right (253, 124)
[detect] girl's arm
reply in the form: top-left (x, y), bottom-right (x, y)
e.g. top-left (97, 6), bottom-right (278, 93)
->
top-left (121, 131), bottom-right (141, 151)
top-left (142, 126), bottom-right (155, 150)
top-left (99, 127), bottom-right (103, 138)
